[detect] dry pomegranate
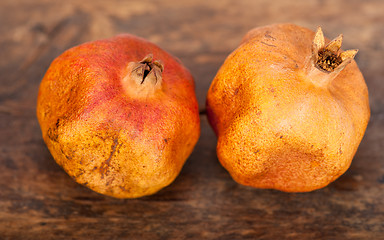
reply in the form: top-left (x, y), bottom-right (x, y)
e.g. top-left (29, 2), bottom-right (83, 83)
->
top-left (206, 23), bottom-right (370, 192)
top-left (37, 34), bottom-right (200, 198)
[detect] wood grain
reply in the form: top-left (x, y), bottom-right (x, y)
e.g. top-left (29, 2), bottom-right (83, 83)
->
top-left (0, 0), bottom-right (383, 239)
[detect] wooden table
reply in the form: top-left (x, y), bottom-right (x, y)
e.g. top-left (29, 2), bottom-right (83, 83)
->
top-left (1, 0), bottom-right (383, 239)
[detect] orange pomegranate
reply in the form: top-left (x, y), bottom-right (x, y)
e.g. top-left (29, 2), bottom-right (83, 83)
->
top-left (37, 34), bottom-right (200, 198)
top-left (206, 23), bottom-right (370, 192)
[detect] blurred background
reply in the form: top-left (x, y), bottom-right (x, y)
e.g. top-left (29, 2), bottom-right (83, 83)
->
top-left (1, 0), bottom-right (383, 111)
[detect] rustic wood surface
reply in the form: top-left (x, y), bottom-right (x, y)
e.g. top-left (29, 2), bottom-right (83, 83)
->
top-left (1, 0), bottom-right (383, 239)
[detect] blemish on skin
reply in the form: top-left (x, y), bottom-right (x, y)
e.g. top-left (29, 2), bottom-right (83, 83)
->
top-left (119, 186), bottom-right (130, 192)
top-left (55, 118), bottom-right (60, 128)
top-left (59, 146), bottom-right (72, 160)
top-left (261, 41), bottom-right (276, 47)
top-left (64, 153), bottom-right (72, 160)
top-left (233, 84), bottom-right (242, 95)
top-left (99, 136), bottom-right (119, 179)
top-left (254, 108), bottom-right (262, 116)
top-left (264, 32), bottom-right (276, 40)
top-left (106, 176), bottom-right (115, 186)
top-left (75, 171), bottom-right (84, 179)
top-left (47, 127), bottom-right (59, 142)
top-left (47, 118), bottom-right (62, 142)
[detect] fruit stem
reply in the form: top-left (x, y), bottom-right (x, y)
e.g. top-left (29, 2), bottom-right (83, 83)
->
top-left (305, 27), bottom-right (358, 87)
top-left (122, 54), bottom-right (164, 97)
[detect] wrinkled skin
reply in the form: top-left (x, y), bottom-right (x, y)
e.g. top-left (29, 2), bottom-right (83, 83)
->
top-left (37, 35), bottom-right (200, 198)
top-left (206, 24), bottom-right (370, 192)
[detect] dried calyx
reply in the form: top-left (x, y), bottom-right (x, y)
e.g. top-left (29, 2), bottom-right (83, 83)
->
top-left (124, 54), bottom-right (164, 96)
top-left (306, 27), bottom-right (358, 87)
top-left (312, 27), bottom-right (358, 73)
top-left (131, 54), bottom-right (164, 85)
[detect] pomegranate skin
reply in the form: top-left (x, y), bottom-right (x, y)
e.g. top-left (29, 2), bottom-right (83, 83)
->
top-left (37, 34), bottom-right (200, 198)
top-left (206, 23), bottom-right (370, 192)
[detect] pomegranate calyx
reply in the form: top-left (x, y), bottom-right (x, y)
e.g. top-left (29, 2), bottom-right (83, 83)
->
top-left (312, 27), bottom-right (358, 73)
top-left (123, 54), bottom-right (164, 97)
top-left (131, 54), bottom-right (164, 85)
top-left (306, 27), bottom-right (359, 87)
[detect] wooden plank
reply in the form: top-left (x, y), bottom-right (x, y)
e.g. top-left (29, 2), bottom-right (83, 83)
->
top-left (0, 0), bottom-right (383, 239)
